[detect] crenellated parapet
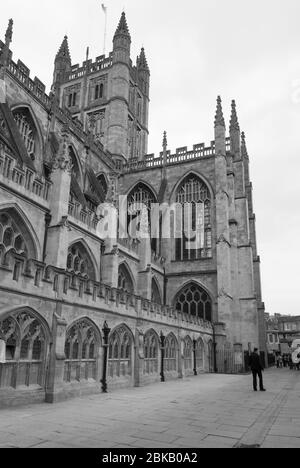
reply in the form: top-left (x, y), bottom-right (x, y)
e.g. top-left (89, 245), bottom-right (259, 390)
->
top-left (0, 143), bottom-right (51, 203)
top-left (122, 138), bottom-right (231, 173)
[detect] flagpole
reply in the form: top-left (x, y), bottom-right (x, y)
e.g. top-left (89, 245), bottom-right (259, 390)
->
top-left (102, 4), bottom-right (108, 56)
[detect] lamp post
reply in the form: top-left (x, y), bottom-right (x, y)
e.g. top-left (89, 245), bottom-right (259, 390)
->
top-left (193, 339), bottom-right (197, 376)
top-left (160, 332), bottom-right (165, 383)
top-left (101, 321), bottom-right (111, 393)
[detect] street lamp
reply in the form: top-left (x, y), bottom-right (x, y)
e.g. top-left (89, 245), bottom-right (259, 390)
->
top-left (101, 321), bottom-right (111, 393)
top-left (160, 331), bottom-right (165, 383)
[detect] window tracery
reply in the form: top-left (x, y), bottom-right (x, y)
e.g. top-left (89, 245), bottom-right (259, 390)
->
top-left (144, 330), bottom-right (159, 374)
top-left (174, 283), bottom-right (212, 322)
top-left (0, 212), bottom-right (28, 259)
top-left (0, 310), bottom-right (48, 388)
top-left (64, 319), bottom-right (99, 382)
top-left (108, 326), bottom-right (133, 378)
top-left (13, 110), bottom-right (36, 159)
top-left (66, 242), bottom-right (96, 281)
top-left (165, 334), bottom-right (177, 372)
top-left (175, 175), bottom-right (212, 261)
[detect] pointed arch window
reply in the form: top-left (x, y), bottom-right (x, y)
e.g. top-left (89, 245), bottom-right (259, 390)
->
top-left (196, 338), bottom-right (204, 370)
top-left (165, 335), bottom-right (177, 372)
top-left (118, 263), bottom-right (134, 294)
top-left (108, 325), bottom-right (133, 378)
top-left (64, 319), bottom-right (100, 383)
top-left (0, 309), bottom-right (49, 389)
top-left (13, 108), bottom-right (37, 160)
top-left (175, 175), bottom-right (212, 261)
top-left (0, 211), bottom-right (32, 262)
top-left (183, 337), bottom-right (193, 370)
top-left (127, 183), bottom-right (158, 253)
top-left (175, 283), bottom-right (212, 322)
top-left (151, 278), bottom-right (162, 305)
top-left (144, 331), bottom-right (159, 375)
top-left (66, 242), bottom-right (96, 281)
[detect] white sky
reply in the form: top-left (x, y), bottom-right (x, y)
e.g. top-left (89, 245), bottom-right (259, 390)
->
top-left (1, 0), bottom-right (299, 316)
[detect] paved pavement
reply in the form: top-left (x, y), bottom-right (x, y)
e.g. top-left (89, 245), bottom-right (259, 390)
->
top-left (0, 368), bottom-right (299, 448)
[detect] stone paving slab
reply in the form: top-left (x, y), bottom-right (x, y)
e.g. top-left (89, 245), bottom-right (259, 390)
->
top-left (0, 369), bottom-right (299, 448)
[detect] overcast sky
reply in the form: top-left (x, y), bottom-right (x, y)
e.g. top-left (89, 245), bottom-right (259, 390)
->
top-left (1, 0), bottom-right (299, 316)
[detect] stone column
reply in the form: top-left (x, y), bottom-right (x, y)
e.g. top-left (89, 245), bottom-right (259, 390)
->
top-left (45, 311), bottom-right (68, 403)
top-left (214, 97), bottom-right (233, 332)
top-left (134, 329), bottom-right (144, 387)
top-left (45, 125), bottom-right (72, 269)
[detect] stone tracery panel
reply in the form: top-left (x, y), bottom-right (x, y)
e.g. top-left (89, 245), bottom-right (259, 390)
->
top-left (64, 318), bottom-right (100, 383)
top-left (165, 334), bottom-right (178, 372)
top-left (143, 330), bottom-right (159, 375)
top-left (0, 309), bottom-right (48, 389)
top-left (108, 325), bottom-right (133, 379)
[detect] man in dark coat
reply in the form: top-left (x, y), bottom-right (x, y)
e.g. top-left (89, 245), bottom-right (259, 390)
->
top-left (249, 348), bottom-right (266, 392)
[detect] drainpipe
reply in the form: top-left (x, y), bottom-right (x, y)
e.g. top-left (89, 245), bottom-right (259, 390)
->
top-left (43, 213), bottom-right (52, 262)
top-left (163, 266), bottom-right (168, 306)
top-left (193, 339), bottom-right (197, 376)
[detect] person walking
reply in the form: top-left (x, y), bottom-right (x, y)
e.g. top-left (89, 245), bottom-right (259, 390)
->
top-left (249, 348), bottom-right (266, 392)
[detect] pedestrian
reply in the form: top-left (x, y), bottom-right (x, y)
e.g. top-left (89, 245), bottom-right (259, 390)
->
top-left (276, 354), bottom-right (280, 369)
top-left (249, 348), bottom-right (266, 392)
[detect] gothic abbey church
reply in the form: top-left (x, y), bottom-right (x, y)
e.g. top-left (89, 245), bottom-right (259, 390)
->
top-left (0, 13), bottom-right (266, 406)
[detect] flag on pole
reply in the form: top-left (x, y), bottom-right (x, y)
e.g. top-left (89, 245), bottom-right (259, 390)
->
top-left (101, 3), bottom-right (107, 14)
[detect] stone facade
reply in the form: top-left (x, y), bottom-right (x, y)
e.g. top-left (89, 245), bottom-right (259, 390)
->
top-left (0, 14), bottom-right (266, 407)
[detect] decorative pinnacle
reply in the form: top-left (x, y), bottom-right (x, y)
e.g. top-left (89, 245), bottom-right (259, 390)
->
top-left (5, 19), bottom-right (13, 47)
top-left (137, 47), bottom-right (149, 72)
top-left (56, 35), bottom-right (71, 61)
top-left (241, 131), bottom-right (248, 158)
top-left (214, 96), bottom-right (225, 128)
top-left (114, 11), bottom-right (131, 39)
top-left (230, 100), bottom-right (240, 132)
top-left (163, 131), bottom-right (168, 150)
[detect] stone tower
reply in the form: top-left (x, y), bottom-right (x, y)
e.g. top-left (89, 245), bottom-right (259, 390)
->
top-left (54, 12), bottom-right (150, 166)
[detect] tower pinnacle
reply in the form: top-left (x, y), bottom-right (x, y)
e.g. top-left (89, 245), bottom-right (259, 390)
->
top-left (0, 19), bottom-right (13, 78)
top-left (241, 132), bottom-right (249, 159)
top-left (5, 19), bottom-right (13, 47)
top-left (56, 35), bottom-right (71, 62)
top-left (214, 96), bottom-right (225, 128)
top-left (230, 100), bottom-right (240, 132)
top-left (137, 47), bottom-right (149, 72)
top-left (163, 131), bottom-right (168, 152)
top-left (114, 12), bottom-right (131, 40)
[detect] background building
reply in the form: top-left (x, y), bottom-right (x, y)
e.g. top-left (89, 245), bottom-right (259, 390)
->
top-left (0, 14), bottom-right (266, 407)
top-left (265, 314), bottom-right (300, 355)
